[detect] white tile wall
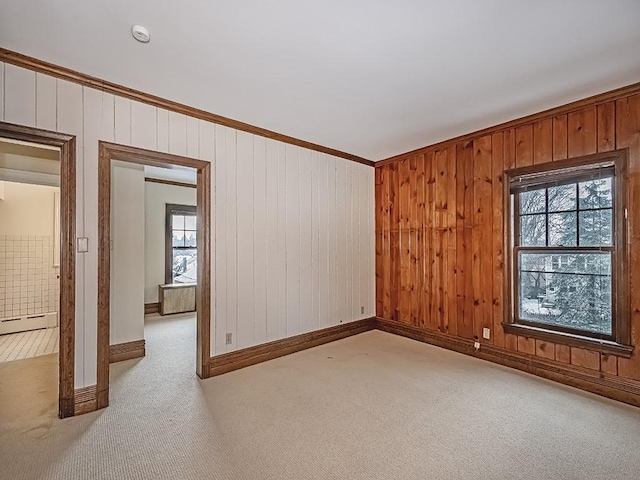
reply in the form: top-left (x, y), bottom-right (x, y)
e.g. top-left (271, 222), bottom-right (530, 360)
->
top-left (0, 235), bottom-right (60, 319)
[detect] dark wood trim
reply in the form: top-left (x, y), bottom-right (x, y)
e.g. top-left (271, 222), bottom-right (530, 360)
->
top-left (376, 318), bottom-right (640, 408)
top-left (0, 122), bottom-right (76, 419)
top-left (98, 142), bottom-right (212, 411)
top-left (144, 302), bottom-right (160, 315)
top-left (165, 203), bottom-right (197, 284)
top-left (378, 82), bottom-right (640, 165)
top-left (74, 385), bottom-right (97, 416)
top-left (210, 318), bottom-right (376, 376)
top-left (502, 323), bottom-right (633, 357)
top-left (109, 340), bottom-right (146, 363)
top-left (145, 177), bottom-right (196, 189)
top-left (0, 48), bottom-right (373, 167)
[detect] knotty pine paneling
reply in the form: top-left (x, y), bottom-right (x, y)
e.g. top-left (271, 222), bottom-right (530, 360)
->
top-left (375, 90), bottom-right (640, 384)
top-left (1, 61), bottom-right (374, 388)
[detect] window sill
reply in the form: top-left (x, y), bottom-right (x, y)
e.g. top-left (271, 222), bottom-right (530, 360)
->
top-left (502, 323), bottom-right (634, 358)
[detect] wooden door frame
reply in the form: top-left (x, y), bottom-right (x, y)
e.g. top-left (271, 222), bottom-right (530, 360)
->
top-left (97, 142), bottom-right (211, 410)
top-left (0, 122), bottom-right (76, 419)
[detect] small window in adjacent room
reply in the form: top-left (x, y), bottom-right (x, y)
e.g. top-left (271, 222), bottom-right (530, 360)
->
top-left (165, 204), bottom-right (197, 284)
top-left (504, 151), bottom-right (632, 355)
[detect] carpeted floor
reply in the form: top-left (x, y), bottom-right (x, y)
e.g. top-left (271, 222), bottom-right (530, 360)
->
top-left (1, 313), bottom-right (639, 480)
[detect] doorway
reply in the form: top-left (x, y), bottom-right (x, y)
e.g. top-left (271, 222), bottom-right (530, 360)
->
top-left (0, 122), bottom-right (76, 419)
top-left (97, 142), bottom-right (211, 410)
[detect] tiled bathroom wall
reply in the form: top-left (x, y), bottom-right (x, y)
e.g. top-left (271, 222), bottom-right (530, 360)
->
top-left (0, 235), bottom-right (60, 320)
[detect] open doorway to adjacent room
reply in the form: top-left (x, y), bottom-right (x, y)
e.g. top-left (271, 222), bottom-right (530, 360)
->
top-left (97, 143), bottom-right (211, 411)
top-left (0, 124), bottom-right (76, 420)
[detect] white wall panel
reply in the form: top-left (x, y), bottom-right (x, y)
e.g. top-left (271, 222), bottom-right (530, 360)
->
top-left (114, 96), bottom-right (131, 145)
top-left (0, 63), bottom-right (5, 121)
top-left (224, 127), bottom-right (238, 351)
top-left (253, 136), bottom-right (267, 346)
top-left (186, 116), bottom-right (199, 158)
top-left (35, 73), bottom-right (56, 131)
top-left (168, 111), bottom-right (187, 156)
top-left (2, 64), bottom-right (375, 387)
top-left (131, 101), bottom-right (157, 150)
top-left (157, 108), bottom-right (169, 153)
top-left (213, 125), bottom-right (228, 356)
top-left (236, 131), bottom-right (254, 349)
top-left (4, 64), bottom-right (35, 127)
top-left (285, 145), bottom-right (300, 336)
top-left (298, 149), bottom-right (312, 334)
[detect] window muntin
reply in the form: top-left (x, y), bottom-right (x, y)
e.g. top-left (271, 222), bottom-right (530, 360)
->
top-left (512, 170), bottom-right (616, 340)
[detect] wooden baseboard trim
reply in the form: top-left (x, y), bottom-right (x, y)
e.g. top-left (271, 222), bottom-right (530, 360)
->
top-left (74, 385), bottom-right (97, 416)
top-left (109, 340), bottom-right (146, 363)
top-left (375, 317), bottom-right (640, 408)
top-left (210, 317), bottom-right (376, 376)
top-left (144, 302), bottom-right (160, 315)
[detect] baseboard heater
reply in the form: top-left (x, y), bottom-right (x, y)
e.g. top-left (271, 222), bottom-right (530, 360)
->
top-left (0, 312), bottom-right (58, 335)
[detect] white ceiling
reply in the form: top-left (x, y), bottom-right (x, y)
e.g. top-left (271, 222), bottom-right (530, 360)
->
top-left (144, 165), bottom-right (196, 185)
top-left (1, 1), bottom-right (639, 161)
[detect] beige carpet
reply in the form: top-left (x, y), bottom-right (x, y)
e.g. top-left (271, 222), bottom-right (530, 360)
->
top-left (1, 314), bottom-right (639, 480)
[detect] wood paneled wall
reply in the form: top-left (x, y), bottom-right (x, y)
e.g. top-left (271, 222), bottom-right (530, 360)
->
top-left (0, 61), bottom-right (375, 388)
top-left (376, 90), bottom-right (640, 382)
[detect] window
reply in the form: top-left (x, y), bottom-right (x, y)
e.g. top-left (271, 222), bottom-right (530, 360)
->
top-left (165, 204), bottom-right (197, 284)
top-left (504, 151), bottom-right (632, 355)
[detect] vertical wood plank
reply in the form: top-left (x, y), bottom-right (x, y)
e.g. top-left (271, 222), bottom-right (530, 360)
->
top-left (491, 132), bottom-right (505, 347)
top-left (552, 114), bottom-right (568, 161)
top-left (570, 348), bottom-right (600, 371)
top-left (415, 155), bottom-right (426, 328)
top-left (311, 153), bottom-right (320, 327)
top-left (597, 102), bottom-right (616, 153)
top-left (472, 135), bottom-right (493, 341)
top-left (616, 94), bottom-right (640, 381)
top-left (533, 118), bottom-right (553, 165)
top-left (456, 142), bottom-right (474, 339)
top-left (4, 64), bottom-right (36, 127)
top-left (515, 124), bottom-right (533, 167)
top-left (36, 73), bottom-right (57, 131)
top-left (535, 340), bottom-right (555, 360)
top-left (445, 147), bottom-right (457, 336)
top-left (433, 149), bottom-right (448, 332)
top-left (388, 162), bottom-right (399, 321)
top-left (375, 167), bottom-right (384, 317)
top-left (601, 354), bottom-right (618, 375)
top-left (517, 336), bottom-right (536, 355)
top-left (555, 344), bottom-right (571, 364)
top-left (567, 107), bottom-right (597, 157)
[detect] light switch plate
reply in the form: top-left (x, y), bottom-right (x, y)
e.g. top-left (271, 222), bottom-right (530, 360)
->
top-left (482, 327), bottom-right (491, 339)
top-left (77, 237), bottom-right (89, 253)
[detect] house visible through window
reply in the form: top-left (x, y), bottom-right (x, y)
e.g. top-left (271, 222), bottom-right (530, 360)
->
top-left (165, 204), bottom-right (197, 284)
top-left (504, 151), bottom-right (631, 350)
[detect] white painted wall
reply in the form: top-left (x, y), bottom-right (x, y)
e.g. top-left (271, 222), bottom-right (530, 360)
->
top-left (144, 181), bottom-right (196, 303)
top-left (0, 61), bottom-right (375, 389)
top-left (0, 181), bottom-right (58, 236)
top-left (110, 162), bottom-right (145, 345)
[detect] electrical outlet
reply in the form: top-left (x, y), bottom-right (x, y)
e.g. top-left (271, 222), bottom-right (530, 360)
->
top-left (225, 333), bottom-right (232, 345)
top-left (482, 328), bottom-right (491, 339)
top-left (361, 306), bottom-right (365, 314)
top-left (474, 341), bottom-right (481, 350)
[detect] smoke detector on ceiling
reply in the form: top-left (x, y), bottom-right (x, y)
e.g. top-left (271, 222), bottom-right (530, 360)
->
top-left (131, 25), bottom-right (150, 43)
